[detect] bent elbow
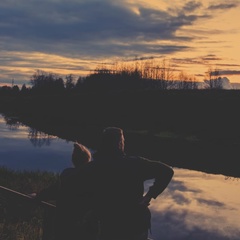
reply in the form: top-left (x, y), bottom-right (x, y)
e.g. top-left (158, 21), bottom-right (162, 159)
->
top-left (165, 166), bottom-right (174, 182)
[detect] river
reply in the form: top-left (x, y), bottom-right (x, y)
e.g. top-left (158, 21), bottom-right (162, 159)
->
top-left (0, 114), bottom-right (74, 172)
top-left (0, 114), bottom-right (239, 240)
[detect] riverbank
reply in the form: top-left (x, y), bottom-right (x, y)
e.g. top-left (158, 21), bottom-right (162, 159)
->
top-left (0, 167), bottom-right (57, 240)
top-left (2, 114), bottom-right (239, 178)
top-left (1, 89), bottom-right (240, 178)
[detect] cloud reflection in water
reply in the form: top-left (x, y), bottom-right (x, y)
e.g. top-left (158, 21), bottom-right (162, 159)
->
top-left (146, 168), bottom-right (240, 240)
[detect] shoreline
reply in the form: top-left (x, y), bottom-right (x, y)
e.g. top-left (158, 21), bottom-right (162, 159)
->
top-left (1, 89), bottom-right (240, 178)
top-left (7, 117), bottom-right (240, 178)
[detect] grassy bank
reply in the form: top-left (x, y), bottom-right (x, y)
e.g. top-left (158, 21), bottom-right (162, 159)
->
top-left (0, 167), bottom-right (58, 240)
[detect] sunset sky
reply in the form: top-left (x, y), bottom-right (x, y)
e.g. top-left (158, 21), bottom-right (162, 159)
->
top-left (0, 0), bottom-right (240, 86)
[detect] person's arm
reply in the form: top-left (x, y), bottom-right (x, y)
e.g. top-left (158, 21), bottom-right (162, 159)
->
top-left (139, 158), bottom-right (174, 206)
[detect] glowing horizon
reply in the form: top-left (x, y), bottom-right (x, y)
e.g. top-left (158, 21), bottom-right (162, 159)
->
top-left (0, 0), bottom-right (239, 86)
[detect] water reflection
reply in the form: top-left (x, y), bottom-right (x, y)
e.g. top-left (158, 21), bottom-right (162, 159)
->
top-left (3, 114), bottom-right (55, 147)
top-left (3, 115), bottom-right (22, 130)
top-left (1, 114), bottom-right (240, 239)
top-left (147, 168), bottom-right (240, 240)
top-left (0, 114), bottom-right (73, 172)
top-left (28, 128), bottom-right (56, 147)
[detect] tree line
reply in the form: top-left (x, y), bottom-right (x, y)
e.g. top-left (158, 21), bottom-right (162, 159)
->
top-left (0, 60), bottom-right (230, 96)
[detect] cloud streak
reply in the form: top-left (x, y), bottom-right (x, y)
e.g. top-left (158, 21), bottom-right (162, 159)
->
top-left (208, 3), bottom-right (239, 10)
top-left (219, 70), bottom-right (240, 76)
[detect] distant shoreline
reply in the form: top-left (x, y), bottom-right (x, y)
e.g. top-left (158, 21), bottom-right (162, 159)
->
top-left (1, 89), bottom-right (240, 178)
top-left (2, 114), bottom-right (239, 178)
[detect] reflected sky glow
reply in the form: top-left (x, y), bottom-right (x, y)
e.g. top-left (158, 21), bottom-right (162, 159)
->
top-left (0, 114), bottom-right (240, 239)
top-left (0, 117), bottom-right (30, 139)
top-left (0, 114), bottom-right (73, 172)
top-left (147, 168), bottom-right (240, 240)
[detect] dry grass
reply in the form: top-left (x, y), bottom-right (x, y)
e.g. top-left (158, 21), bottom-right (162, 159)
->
top-left (0, 167), bottom-right (57, 240)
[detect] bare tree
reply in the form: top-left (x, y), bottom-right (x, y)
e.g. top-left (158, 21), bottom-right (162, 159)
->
top-left (204, 68), bottom-right (223, 89)
top-left (65, 74), bottom-right (75, 90)
top-left (175, 71), bottom-right (198, 90)
top-left (141, 59), bottom-right (175, 90)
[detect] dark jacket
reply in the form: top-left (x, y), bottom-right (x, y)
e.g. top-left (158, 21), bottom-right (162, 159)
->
top-left (37, 166), bottom-right (94, 240)
top-left (85, 151), bottom-right (174, 238)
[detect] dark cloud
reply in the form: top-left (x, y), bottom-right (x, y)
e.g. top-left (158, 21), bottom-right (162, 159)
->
top-left (182, 1), bottom-right (203, 12)
top-left (172, 55), bottom-right (239, 69)
top-left (195, 73), bottom-right (205, 77)
top-left (125, 56), bottom-right (155, 62)
top-left (199, 55), bottom-right (222, 64)
top-left (202, 57), bottom-right (222, 61)
top-left (208, 3), bottom-right (239, 10)
top-left (172, 57), bottom-right (204, 65)
top-left (219, 70), bottom-right (240, 75)
top-left (216, 64), bottom-right (240, 67)
top-left (172, 192), bottom-right (192, 205)
top-left (196, 198), bottom-right (225, 207)
top-left (168, 179), bottom-right (201, 193)
top-left (0, 0), bottom-right (210, 59)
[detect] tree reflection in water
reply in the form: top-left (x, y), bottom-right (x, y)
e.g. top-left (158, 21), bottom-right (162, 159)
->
top-left (3, 115), bottom-right (22, 130)
top-left (3, 115), bottom-right (55, 147)
top-left (28, 128), bottom-right (55, 147)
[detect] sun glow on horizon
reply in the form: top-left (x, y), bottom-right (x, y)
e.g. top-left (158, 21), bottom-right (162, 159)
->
top-left (0, 0), bottom-right (239, 85)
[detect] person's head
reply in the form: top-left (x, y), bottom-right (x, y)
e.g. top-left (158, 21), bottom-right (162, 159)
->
top-left (72, 142), bottom-right (91, 168)
top-left (100, 127), bottom-right (125, 153)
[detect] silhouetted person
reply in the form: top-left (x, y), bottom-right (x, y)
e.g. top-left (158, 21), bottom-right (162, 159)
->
top-left (34, 142), bottom-right (96, 240)
top-left (87, 127), bottom-right (174, 240)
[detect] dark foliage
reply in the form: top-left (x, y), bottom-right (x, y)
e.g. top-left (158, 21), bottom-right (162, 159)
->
top-left (1, 68), bottom-right (240, 177)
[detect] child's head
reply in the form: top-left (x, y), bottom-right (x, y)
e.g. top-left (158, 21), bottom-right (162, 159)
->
top-left (72, 142), bottom-right (91, 168)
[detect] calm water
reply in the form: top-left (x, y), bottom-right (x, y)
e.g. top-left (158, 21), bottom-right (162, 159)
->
top-left (0, 114), bottom-right (240, 240)
top-left (0, 114), bottom-right (74, 172)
